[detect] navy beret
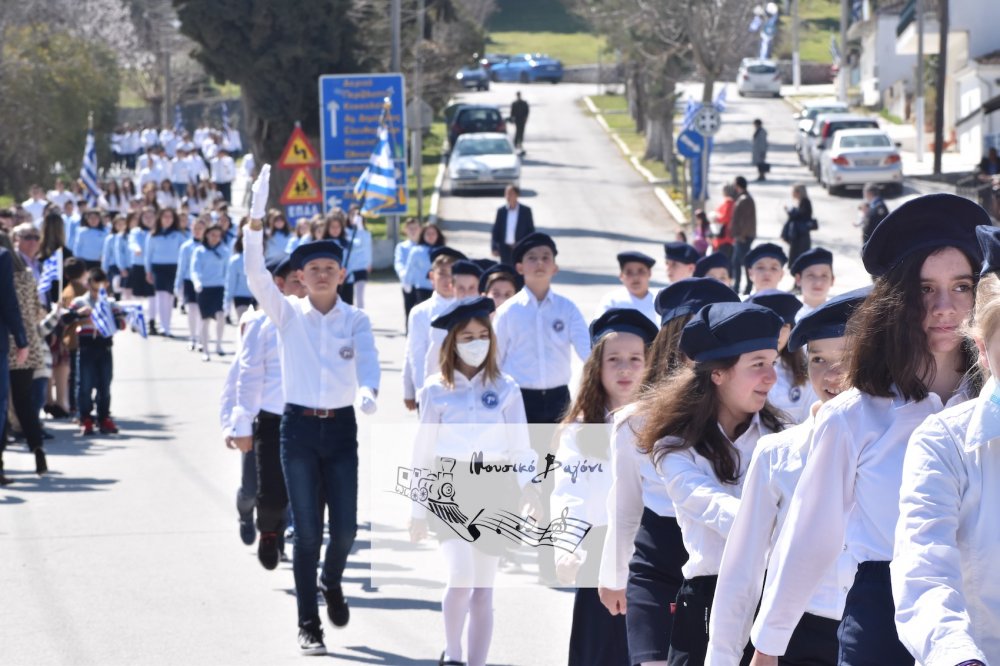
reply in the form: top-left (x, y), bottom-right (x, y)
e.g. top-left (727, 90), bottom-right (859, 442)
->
top-left (680, 302), bottom-right (783, 362)
top-left (976, 224), bottom-right (1000, 278)
top-left (789, 247), bottom-right (833, 275)
top-left (590, 308), bottom-right (660, 346)
top-left (451, 259), bottom-right (484, 278)
top-left (267, 256), bottom-right (293, 278)
top-left (431, 296), bottom-right (496, 331)
top-left (289, 240), bottom-right (343, 270)
top-left (472, 258), bottom-right (497, 272)
top-left (862, 193), bottom-right (987, 277)
top-left (788, 286), bottom-right (872, 352)
top-left (746, 291), bottom-right (803, 325)
top-left (429, 246), bottom-right (467, 263)
top-left (654, 277), bottom-right (740, 328)
top-left (512, 232), bottom-right (558, 264)
top-left (744, 242), bottom-right (788, 269)
top-left (694, 252), bottom-right (730, 278)
top-left (617, 251), bottom-right (656, 269)
top-left (478, 263), bottom-right (517, 293)
top-left (664, 242), bottom-right (700, 265)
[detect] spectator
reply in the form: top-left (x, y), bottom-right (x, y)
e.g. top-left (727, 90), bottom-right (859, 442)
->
top-left (781, 183), bottom-right (814, 266)
top-left (510, 91), bottom-right (529, 153)
top-left (211, 148), bottom-right (236, 204)
top-left (711, 184), bottom-right (736, 260)
top-left (22, 185), bottom-right (48, 224)
top-left (730, 176), bottom-right (757, 294)
top-left (858, 182), bottom-right (889, 245)
top-left (752, 119), bottom-right (769, 182)
top-left (490, 185), bottom-right (535, 266)
top-left (12, 223), bottom-right (41, 282)
top-left (69, 268), bottom-right (123, 435)
top-left (977, 146), bottom-right (1000, 182)
top-left (0, 234), bottom-right (29, 483)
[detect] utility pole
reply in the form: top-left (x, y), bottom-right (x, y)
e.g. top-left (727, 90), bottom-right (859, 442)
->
top-left (932, 0), bottom-right (948, 176)
top-left (916, 0), bottom-right (925, 163)
top-left (792, 0), bottom-right (801, 90)
top-left (390, 0), bottom-right (401, 72)
top-left (838, 0), bottom-right (849, 102)
top-left (163, 50), bottom-right (172, 128)
top-left (413, 0), bottom-right (425, 220)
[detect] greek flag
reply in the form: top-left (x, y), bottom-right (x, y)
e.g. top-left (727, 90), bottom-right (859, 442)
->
top-left (353, 126), bottom-right (401, 216)
top-left (37, 248), bottom-right (62, 298)
top-left (91, 288), bottom-right (116, 338)
top-left (80, 129), bottom-right (100, 207)
top-left (681, 97), bottom-right (701, 130)
top-left (123, 304), bottom-right (148, 338)
top-left (174, 105), bottom-right (184, 133)
top-left (221, 102), bottom-right (230, 132)
top-left (714, 86), bottom-right (728, 114)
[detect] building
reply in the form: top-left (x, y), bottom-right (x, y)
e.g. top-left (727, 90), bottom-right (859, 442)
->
top-left (848, 1), bottom-right (912, 110)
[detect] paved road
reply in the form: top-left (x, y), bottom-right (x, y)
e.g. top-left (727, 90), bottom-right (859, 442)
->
top-left (1, 80), bottom-right (922, 665)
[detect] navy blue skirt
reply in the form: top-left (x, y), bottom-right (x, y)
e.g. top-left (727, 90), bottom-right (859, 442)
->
top-left (233, 296), bottom-right (256, 309)
top-left (625, 509), bottom-right (687, 664)
top-left (837, 561), bottom-right (914, 666)
top-left (150, 263), bottom-right (177, 292)
top-left (568, 525), bottom-right (630, 666)
top-left (129, 265), bottom-right (154, 297)
top-left (182, 279), bottom-right (197, 304)
top-left (197, 286), bottom-right (225, 318)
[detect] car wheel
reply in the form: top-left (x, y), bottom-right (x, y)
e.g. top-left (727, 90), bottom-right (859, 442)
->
top-left (490, 71), bottom-right (498, 82)
top-left (738, 90), bottom-right (745, 97)
top-left (773, 91), bottom-right (782, 98)
top-left (828, 184), bottom-right (843, 196)
top-left (519, 72), bottom-right (530, 84)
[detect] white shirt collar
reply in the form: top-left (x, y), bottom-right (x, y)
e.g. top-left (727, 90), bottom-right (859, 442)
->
top-left (965, 376), bottom-right (1000, 452)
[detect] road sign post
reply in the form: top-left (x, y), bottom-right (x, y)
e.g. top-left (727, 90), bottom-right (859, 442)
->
top-left (276, 122), bottom-right (322, 220)
top-left (691, 106), bottom-right (722, 207)
top-left (319, 74), bottom-right (407, 215)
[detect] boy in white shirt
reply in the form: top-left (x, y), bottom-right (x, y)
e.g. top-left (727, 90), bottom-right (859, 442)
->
top-left (664, 241), bottom-right (698, 283)
top-left (595, 251), bottom-right (658, 324)
top-left (743, 242), bottom-right (787, 296)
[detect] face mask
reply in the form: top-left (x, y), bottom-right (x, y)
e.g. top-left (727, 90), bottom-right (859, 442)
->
top-left (456, 339), bottom-right (490, 368)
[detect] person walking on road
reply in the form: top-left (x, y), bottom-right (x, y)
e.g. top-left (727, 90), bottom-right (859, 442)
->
top-left (730, 176), bottom-right (757, 295)
top-left (490, 185), bottom-right (534, 267)
top-left (509, 92), bottom-right (529, 154)
top-left (752, 119), bottom-right (768, 182)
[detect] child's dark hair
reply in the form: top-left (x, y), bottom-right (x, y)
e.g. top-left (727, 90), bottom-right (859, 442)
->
top-left (87, 267), bottom-right (108, 283)
top-left (64, 257), bottom-right (86, 281)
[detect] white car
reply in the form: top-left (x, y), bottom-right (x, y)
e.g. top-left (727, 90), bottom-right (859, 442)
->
top-left (737, 59), bottom-right (781, 97)
top-left (447, 133), bottom-right (521, 193)
top-left (794, 100), bottom-right (849, 163)
top-left (818, 129), bottom-right (903, 196)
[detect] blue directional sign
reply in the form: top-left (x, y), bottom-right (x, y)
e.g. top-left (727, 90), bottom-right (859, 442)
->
top-left (285, 203), bottom-right (322, 221)
top-left (676, 129), bottom-right (705, 159)
top-left (319, 73), bottom-right (407, 214)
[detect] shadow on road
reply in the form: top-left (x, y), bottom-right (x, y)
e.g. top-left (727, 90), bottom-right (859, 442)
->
top-left (331, 646), bottom-right (443, 665)
top-left (0, 471), bottom-right (118, 493)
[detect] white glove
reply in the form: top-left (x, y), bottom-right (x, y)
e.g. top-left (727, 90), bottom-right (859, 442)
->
top-left (358, 386), bottom-right (378, 415)
top-left (250, 163), bottom-right (271, 219)
top-left (401, 283), bottom-right (413, 294)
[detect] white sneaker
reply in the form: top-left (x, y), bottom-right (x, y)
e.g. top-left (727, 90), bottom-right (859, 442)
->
top-left (202, 352), bottom-right (211, 362)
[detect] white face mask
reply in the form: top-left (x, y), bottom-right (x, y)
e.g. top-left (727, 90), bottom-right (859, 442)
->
top-left (456, 339), bottom-right (490, 368)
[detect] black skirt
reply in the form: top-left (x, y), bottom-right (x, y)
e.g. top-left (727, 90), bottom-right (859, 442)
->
top-left (569, 525), bottom-right (630, 666)
top-left (129, 265), bottom-right (155, 297)
top-left (196, 286), bottom-right (225, 318)
top-left (233, 296), bottom-right (256, 308)
top-left (150, 263), bottom-right (178, 292)
top-left (182, 279), bottom-right (197, 304)
top-left (838, 562), bottom-right (914, 666)
top-left (626, 509), bottom-right (687, 664)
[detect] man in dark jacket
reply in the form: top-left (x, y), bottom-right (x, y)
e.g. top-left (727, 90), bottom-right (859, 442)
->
top-left (730, 176), bottom-right (757, 294)
top-left (490, 185), bottom-right (535, 266)
top-left (859, 182), bottom-right (890, 244)
top-left (510, 92), bottom-right (529, 152)
top-left (0, 244), bottom-right (29, 464)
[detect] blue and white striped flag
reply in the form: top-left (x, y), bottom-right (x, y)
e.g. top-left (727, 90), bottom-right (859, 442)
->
top-left (681, 97), bottom-right (701, 130)
top-left (174, 105), bottom-right (184, 133)
top-left (221, 102), bottom-right (230, 132)
top-left (91, 288), bottom-right (116, 338)
top-left (123, 304), bottom-right (147, 338)
top-left (714, 86), bottom-right (728, 114)
top-left (80, 129), bottom-right (100, 207)
top-left (353, 126), bottom-right (402, 216)
top-left (37, 248), bottom-right (62, 298)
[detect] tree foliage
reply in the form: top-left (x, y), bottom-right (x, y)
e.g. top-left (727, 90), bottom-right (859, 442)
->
top-left (0, 24), bottom-right (120, 197)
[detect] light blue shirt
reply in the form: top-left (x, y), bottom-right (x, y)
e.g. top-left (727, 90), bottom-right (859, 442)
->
top-left (101, 233), bottom-right (121, 272)
top-left (112, 234), bottom-right (131, 272)
top-left (73, 226), bottom-right (108, 262)
top-left (128, 228), bottom-right (150, 267)
top-left (190, 242), bottom-right (230, 291)
top-left (64, 215), bottom-right (81, 251)
top-left (285, 235), bottom-right (305, 255)
top-left (265, 231), bottom-right (290, 265)
top-left (394, 239), bottom-right (416, 282)
top-left (402, 244), bottom-right (433, 291)
top-left (344, 227), bottom-right (372, 274)
top-left (224, 253), bottom-right (252, 304)
top-left (144, 229), bottom-right (186, 271)
top-left (175, 238), bottom-right (200, 292)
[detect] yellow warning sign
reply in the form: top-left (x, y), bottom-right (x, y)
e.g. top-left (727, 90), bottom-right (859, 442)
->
top-left (279, 167), bottom-right (322, 204)
top-left (277, 126), bottom-right (320, 168)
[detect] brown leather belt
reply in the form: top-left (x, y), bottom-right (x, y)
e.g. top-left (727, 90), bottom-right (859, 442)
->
top-left (285, 404), bottom-right (353, 419)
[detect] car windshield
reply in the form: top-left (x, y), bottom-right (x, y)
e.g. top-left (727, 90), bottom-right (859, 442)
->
top-left (747, 64), bottom-right (776, 74)
top-left (455, 138), bottom-right (513, 156)
top-left (839, 134), bottom-right (892, 148)
top-left (807, 107), bottom-right (845, 120)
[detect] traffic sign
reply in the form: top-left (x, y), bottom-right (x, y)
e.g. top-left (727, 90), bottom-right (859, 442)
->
top-left (279, 167), bottom-right (322, 205)
top-left (277, 125), bottom-right (319, 168)
top-left (319, 73), bottom-right (407, 214)
top-left (693, 106), bottom-right (722, 136)
top-left (676, 129), bottom-right (706, 159)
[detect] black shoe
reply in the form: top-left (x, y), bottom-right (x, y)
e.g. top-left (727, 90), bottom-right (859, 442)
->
top-left (297, 622), bottom-right (326, 656)
top-left (320, 581), bottom-right (350, 627)
top-left (239, 511), bottom-right (256, 545)
top-left (439, 651), bottom-right (466, 666)
top-left (41, 429), bottom-right (54, 440)
top-left (34, 449), bottom-right (48, 475)
top-left (258, 531), bottom-right (280, 570)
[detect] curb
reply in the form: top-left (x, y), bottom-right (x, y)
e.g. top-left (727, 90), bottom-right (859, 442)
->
top-left (427, 159), bottom-right (447, 224)
top-left (583, 95), bottom-right (687, 228)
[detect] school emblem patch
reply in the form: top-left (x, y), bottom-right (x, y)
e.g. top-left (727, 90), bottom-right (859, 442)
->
top-left (339, 346), bottom-right (355, 360)
top-left (789, 386), bottom-right (802, 403)
top-left (552, 319), bottom-right (565, 333)
top-left (481, 391), bottom-right (499, 409)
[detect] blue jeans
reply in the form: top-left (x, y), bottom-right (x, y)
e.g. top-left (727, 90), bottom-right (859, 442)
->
top-left (731, 238), bottom-right (754, 295)
top-left (280, 405), bottom-right (358, 627)
top-left (77, 344), bottom-right (113, 420)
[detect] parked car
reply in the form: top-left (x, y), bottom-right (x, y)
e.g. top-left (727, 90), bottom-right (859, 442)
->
top-left (818, 128), bottom-right (903, 196)
top-left (794, 100), bottom-right (849, 163)
top-left (804, 113), bottom-right (881, 176)
top-left (456, 65), bottom-right (490, 91)
top-left (736, 59), bottom-right (782, 97)
top-left (489, 53), bottom-right (563, 84)
top-left (446, 105), bottom-right (506, 152)
top-left (447, 133), bottom-right (521, 193)
top-left (479, 53), bottom-right (510, 71)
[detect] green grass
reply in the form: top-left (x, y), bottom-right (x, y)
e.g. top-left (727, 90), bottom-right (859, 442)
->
top-left (487, 0), bottom-right (588, 32)
top-left (774, 0), bottom-right (840, 63)
top-left (0, 194), bottom-right (12, 208)
top-left (487, 31), bottom-right (608, 67)
top-left (879, 108), bottom-right (903, 124)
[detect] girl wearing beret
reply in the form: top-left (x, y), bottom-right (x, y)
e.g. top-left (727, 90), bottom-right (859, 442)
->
top-left (749, 194), bottom-right (987, 666)
top-left (747, 292), bottom-right (816, 425)
top-left (638, 301), bottom-right (786, 666)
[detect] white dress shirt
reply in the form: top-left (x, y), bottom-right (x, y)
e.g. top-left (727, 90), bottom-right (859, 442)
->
top-left (211, 155), bottom-right (236, 184)
top-left (505, 206), bottom-right (519, 245)
top-left (21, 198), bottom-right (47, 222)
top-left (493, 287), bottom-right (590, 390)
top-left (706, 413), bottom-right (856, 666)
top-left (244, 227), bottom-right (380, 409)
top-left (219, 355), bottom-right (240, 437)
top-left (892, 379), bottom-right (1000, 666)
top-left (171, 156), bottom-right (193, 184)
top-left (231, 311), bottom-right (284, 437)
top-left (403, 292), bottom-right (455, 400)
top-left (598, 404), bottom-right (677, 590)
top-left (768, 359), bottom-right (817, 425)
top-left (47, 190), bottom-right (73, 209)
top-left (552, 420), bottom-right (614, 529)
top-left (659, 413), bottom-right (769, 579)
top-left (751, 384), bottom-right (973, 655)
top-left (594, 287), bottom-right (659, 325)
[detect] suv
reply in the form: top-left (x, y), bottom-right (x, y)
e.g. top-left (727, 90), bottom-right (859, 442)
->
top-left (804, 113), bottom-right (880, 176)
top-left (446, 105), bottom-right (506, 152)
top-left (737, 59), bottom-right (782, 97)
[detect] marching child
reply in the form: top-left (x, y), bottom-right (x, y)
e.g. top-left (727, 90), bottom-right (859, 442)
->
top-left (694, 252), bottom-right (732, 286)
top-left (747, 291), bottom-right (816, 424)
top-left (224, 219), bottom-right (255, 322)
top-left (394, 217), bottom-right (423, 323)
top-left (595, 252), bottom-right (658, 324)
top-left (664, 242), bottom-right (699, 283)
top-left (175, 217), bottom-right (206, 350)
top-left (144, 207), bottom-right (186, 337)
top-left (789, 247), bottom-right (834, 321)
top-left (101, 215), bottom-right (128, 299)
top-left (190, 222), bottom-right (231, 361)
top-left (479, 263), bottom-right (517, 309)
top-left (128, 207), bottom-right (157, 330)
top-left (743, 243), bottom-right (787, 296)
top-left (73, 209), bottom-right (108, 270)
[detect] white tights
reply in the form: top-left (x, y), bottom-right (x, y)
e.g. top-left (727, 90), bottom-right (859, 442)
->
top-left (441, 540), bottom-right (499, 666)
top-left (200, 312), bottom-right (225, 354)
top-left (353, 280), bottom-right (366, 309)
top-left (186, 305), bottom-right (201, 345)
top-left (154, 291), bottom-right (174, 335)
